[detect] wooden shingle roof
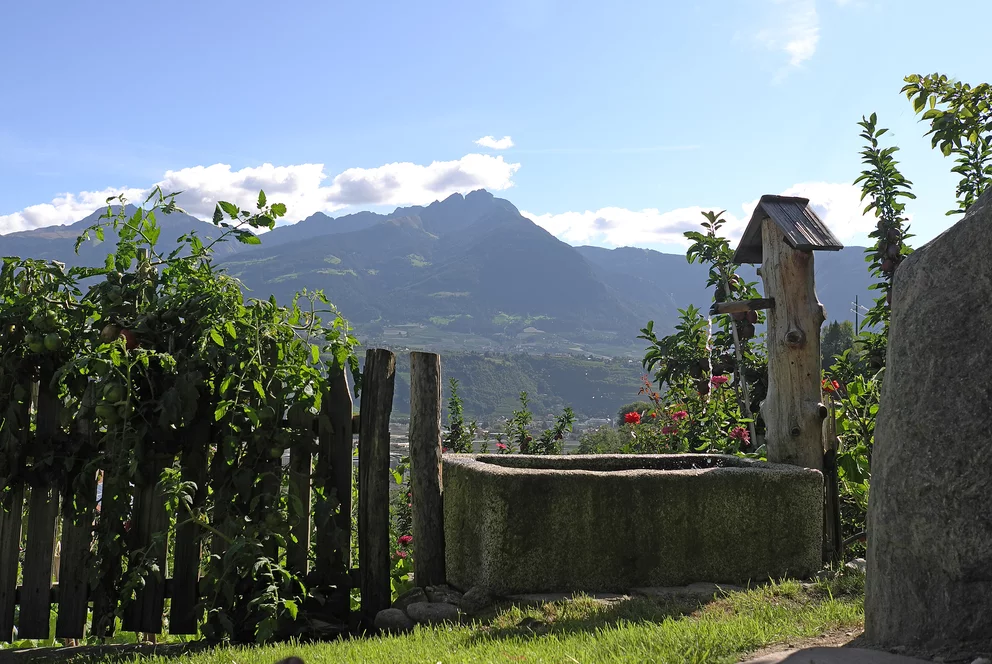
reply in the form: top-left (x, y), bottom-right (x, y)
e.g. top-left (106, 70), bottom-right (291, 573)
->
top-left (732, 195), bottom-right (843, 264)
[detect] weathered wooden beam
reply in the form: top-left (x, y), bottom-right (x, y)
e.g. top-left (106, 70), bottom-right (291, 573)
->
top-left (358, 349), bottom-right (396, 626)
top-left (409, 352), bottom-right (445, 588)
top-left (314, 364), bottom-right (355, 620)
top-left (709, 298), bottom-right (776, 315)
top-left (759, 218), bottom-right (826, 472)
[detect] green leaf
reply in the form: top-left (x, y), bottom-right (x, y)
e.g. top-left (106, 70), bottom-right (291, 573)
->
top-left (210, 328), bottom-right (225, 347)
top-left (212, 205), bottom-right (224, 224)
top-left (257, 190), bottom-right (267, 209)
top-left (237, 233), bottom-right (262, 245)
top-left (270, 203), bottom-right (287, 217)
top-left (225, 320), bottom-right (237, 339)
top-left (311, 344), bottom-right (320, 364)
top-left (219, 201), bottom-right (239, 218)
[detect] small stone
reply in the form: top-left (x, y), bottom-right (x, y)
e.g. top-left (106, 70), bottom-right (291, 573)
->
top-left (426, 584), bottom-right (464, 605)
top-left (815, 569), bottom-right (836, 581)
top-left (392, 587), bottom-right (428, 612)
top-left (373, 608), bottom-right (414, 633)
top-left (845, 558), bottom-right (867, 574)
top-left (459, 586), bottom-right (494, 614)
top-left (970, 658), bottom-right (991, 664)
top-left (406, 601), bottom-right (460, 625)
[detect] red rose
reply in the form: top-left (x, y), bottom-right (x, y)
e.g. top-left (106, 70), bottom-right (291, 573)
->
top-left (624, 411), bottom-right (642, 425)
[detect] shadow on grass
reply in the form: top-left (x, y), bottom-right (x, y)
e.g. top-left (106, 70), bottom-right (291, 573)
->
top-left (465, 592), bottom-right (727, 644)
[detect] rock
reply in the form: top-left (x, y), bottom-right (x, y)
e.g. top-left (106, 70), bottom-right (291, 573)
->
top-left (425, 584), bottom-right (463, 605)
top-left (406, 601), bottom-right (459, 625)
top-left (815, 569), bottom-right (836, 581)
top-left (970, 658), bottom-right (991, 664)
top-left (459, 586), bottom-right (494, 614)
top-left (392, 587), bottom-right (428, 612)
top-left (373, 608), bottom-right (414, 633)
top-left (844, 558), bottom-right (866, 574)
top-left (865, 189), bottom-right (992, 649)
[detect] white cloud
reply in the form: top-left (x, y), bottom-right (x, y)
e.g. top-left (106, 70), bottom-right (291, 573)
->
top-left (474, 135), bottom-right (515, 150)
top-left (755, 0), bottom-right (820, 73)
top-left (523, 182), bottom-right (872, 250)
top-left (0, 187), bottom-right (148, 235)
top-left (0, 154), bottom-right (521, 234)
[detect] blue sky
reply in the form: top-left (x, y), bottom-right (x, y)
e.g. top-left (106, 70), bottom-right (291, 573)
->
top-left (1, 0), bottom-right (989, 253)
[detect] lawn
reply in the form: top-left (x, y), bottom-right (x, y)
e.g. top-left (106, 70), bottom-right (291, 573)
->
top-left (15, 576), bottom-right (864, 664)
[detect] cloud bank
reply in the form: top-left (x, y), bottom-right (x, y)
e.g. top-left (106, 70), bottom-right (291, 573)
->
top-left (0, 154), bottom-right (521, 234)
top-left (523, 181), bottom-right (872, 250)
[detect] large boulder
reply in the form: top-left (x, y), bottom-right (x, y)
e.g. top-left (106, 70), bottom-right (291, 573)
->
top-left (865, 190), bottom-right (992, 648)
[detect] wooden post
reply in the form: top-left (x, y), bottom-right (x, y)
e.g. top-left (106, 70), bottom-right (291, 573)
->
top-left (409, 352), bottom-right (445, 587)
top-left (358, 349), bottom-right (395, 625)
top-left (759, 218), bottom-right (827, 471)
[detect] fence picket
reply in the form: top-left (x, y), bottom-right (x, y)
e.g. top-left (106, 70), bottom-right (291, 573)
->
top-left (287, 436), bottom-right (312, 577)
top-left (123, 455), bottom-right (171, 635)
top-left (169, 400), bottom-right (211, 635)
top-left (55, 390), bottom-right (98, 639)
top-left (19, 374), bottom-right (61, 640)
top-left (55, 472), bottom-right (97, 638)
top-left (0, 369), bottom-right (29, 643)
top-left (0, 485), bottom-right (24, 643)
top-left (358, 349), bottom-right (395, 626)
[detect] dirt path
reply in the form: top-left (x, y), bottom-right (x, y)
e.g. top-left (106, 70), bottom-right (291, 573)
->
top-left (740, 626), bottom-right (865, 662)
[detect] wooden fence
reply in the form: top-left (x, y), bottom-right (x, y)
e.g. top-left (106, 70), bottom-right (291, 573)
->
top-left (0, 348), bottom-right (398, 642)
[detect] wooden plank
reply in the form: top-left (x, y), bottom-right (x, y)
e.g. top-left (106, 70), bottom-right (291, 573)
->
top-left (90, 464), bottom-right (127, 638)
top-left (358, 349), bottom-right (395, 625)
top-left (287, 434), bottom-right (313, 577)
top-left (0, 485), bottom-right (24, 643)
top-left (19, 374), bottom-right (61, 640)
top-left (55, 386), bottom-right (98, 639)
top-left (122, 455), bottom-right (170, 634)
top-left (709, 297), bottom-right (776, 315)
top-left (314, 366), bottom-right (354, 620)
top-left (0, 369), bottom-right (29, 643)
top-left (759, 217), bottom-right (827, 472)
top-left (408, 352), bottom-right (445, 587)
top-left (169, 399), bottom-right (211, 635)
top-left (54, 469), bottom-right (97, 639)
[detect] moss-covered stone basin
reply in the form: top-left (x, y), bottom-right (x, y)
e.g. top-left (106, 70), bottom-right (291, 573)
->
top-left (443, 454), bottom-right (823, 595)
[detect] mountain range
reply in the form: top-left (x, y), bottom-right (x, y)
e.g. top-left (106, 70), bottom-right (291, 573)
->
top-left (0, 190), bottom-right (875, 355)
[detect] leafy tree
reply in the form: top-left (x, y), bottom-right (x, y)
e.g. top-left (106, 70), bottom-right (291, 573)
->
top-left (853, 113), bottom-right (915, 369)
top-left (443, 377), bottom-right (477, 453)
top-left (821, 320), bottom-right (856, 371)
top-left (903, 73), bottom-right (992, 214)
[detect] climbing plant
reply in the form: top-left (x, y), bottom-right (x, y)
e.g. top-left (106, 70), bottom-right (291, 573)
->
top-left (0, 189), bottom-right (361, 643)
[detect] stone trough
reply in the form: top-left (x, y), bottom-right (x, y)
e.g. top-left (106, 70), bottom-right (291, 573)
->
top-left (443, 454), bottom-right (822, 595)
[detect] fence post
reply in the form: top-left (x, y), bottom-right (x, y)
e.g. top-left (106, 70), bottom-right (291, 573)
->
top-left (409, 351), bottom-right (445, 587)
top-left (358, 349), bottom-right (395, 626)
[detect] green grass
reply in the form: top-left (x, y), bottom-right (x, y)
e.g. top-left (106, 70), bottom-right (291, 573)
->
top-left (315, 268), bottom-right (357, 276)
top-left (323, 255), bottom-right (342, 265)
top-left (407, 254), bottom-right (431, 267)
top-left (69, 579), bottom-right (863, 664)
